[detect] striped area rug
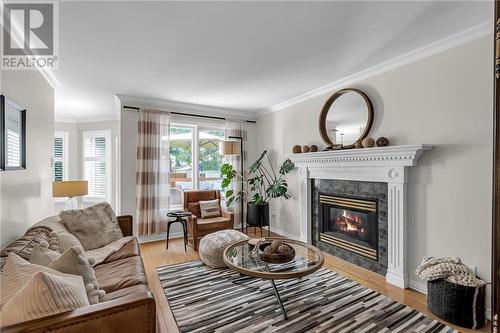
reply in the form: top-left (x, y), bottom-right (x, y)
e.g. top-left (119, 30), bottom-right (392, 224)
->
top-left (157, 260), bottom-right (456, 333)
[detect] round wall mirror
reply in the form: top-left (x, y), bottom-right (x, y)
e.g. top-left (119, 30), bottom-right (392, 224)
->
top-left (319, 88), bottom-right (374, 149)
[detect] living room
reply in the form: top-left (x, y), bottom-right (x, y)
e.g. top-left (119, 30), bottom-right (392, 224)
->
top-left (0, 1), bottom-right (498, 332)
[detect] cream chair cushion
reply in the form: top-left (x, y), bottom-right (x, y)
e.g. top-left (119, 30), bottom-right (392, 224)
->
top-left (199, 230), bottom-right (249, 268)
top-left (199, 199), bottom-right (221, 218)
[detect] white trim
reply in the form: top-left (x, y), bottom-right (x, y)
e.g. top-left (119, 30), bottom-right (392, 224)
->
top-left (260, 21), bottom-right (493, 116)
top-left (137, 231), bottom-right (183, 244)
top-left (54, 130), bottom-right (69, 181)
top-left (409, 280), bottom-right (427, 294)
top-left (290, 145), bottom-right (433, 289)
top-left (270, 227), bottom-right (301, 241)
top-left (287, 145), bottom-right (434, 168)
top-left (117, 94), bottom-right (258, 122)
top-left (82, 130), bottom-right (112, 203)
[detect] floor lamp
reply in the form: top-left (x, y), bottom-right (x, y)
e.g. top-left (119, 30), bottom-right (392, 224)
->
top-left (220, 136), bottom-right (244, 233)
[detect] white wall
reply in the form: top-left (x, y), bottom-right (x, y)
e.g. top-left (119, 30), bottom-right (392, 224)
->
top-left (257, 36), bottom-right (493, 292)
top-left (55, 122), bottom-right (78, 180)
top-left (0, 70), bottom-right (55, 246)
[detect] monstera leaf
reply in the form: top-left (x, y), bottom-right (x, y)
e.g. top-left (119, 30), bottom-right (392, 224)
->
top-left (249, 150), bottom-right (267, 174)
top-left (279, 159), bottom-right (295, 175)
top-left (221, 149), bottom-right (295, 206)
top-left (266, 178), bottom-right (289, 199)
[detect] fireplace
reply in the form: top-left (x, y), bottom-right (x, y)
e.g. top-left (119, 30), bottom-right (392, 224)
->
top-left (319, 193), bottom-right (378, 260)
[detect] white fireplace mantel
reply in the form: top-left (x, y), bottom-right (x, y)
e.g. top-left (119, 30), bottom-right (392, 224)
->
top-left (287, 144), bottom-right (434, 289)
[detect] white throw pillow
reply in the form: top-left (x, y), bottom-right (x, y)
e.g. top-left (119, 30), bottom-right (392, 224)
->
top-left (0, 253), bottom-right (78, 308)
top-left (1, 271), bottom-right (89, 326)
top-left (199, 199), bottom-right (221, 218)
top-left (59, 202), bottom-right (123, 250)
top-left (29, 242), bottom-right (103, 305)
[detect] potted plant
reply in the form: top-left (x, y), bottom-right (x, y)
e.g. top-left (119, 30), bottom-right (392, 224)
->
top-left (221, 150), bottom-right (295, 230)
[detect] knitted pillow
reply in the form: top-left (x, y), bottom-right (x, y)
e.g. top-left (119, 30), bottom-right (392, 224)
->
top-left (199, 199), bottom-right (221, 218)
top-left (1, 271), bottom-right (89, 326)
top-left (59, 202), bottom-right (123, 250)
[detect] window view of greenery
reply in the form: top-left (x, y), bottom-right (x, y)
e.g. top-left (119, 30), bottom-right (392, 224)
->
top-left (169, 126), bottom-right (193, 190)
top-left (199, 129), bottom-right (225, 190)
top-left (168, 126), bottom-right (225, 209)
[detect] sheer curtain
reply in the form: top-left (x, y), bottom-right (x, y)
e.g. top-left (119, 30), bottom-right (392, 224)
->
top-left (136, 109), bottom-right (170, 236)
top-left (224, 120), bottom-right (248, 229)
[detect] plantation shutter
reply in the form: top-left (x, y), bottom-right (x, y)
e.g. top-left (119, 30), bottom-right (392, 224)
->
top-left (53, 131), bottom-right (68, 181)
top-left (54, 137), bottom-right (64, 181)
top-left (6, 111), bottom-right (21, 167)
top-left (83, 131), bottom-right (111, 201)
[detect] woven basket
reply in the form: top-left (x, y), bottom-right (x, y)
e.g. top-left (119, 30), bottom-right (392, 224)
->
top-left (427, 279), bottom-right (486, 329)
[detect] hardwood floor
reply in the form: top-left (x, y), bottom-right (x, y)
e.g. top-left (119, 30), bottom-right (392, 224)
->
top-left (140, 231), bottom-right (490, 333)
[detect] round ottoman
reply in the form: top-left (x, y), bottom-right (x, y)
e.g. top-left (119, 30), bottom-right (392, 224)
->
top-left (199, 230), bottom-right (249, 268)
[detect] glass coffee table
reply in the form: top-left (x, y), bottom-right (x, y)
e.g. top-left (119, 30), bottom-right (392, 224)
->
top-left (223, 237), bottom-right (324, 320)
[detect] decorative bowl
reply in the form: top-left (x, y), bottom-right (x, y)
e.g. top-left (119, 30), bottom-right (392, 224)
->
top-left (258, 242), bottom-right (296, 264)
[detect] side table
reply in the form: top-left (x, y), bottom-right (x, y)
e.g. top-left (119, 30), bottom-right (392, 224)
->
top-left (166, 211), bottom-right (191, 251)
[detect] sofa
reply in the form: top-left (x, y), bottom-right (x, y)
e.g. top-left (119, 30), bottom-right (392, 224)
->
top-left (0, 215), bottom-right (156, 333)
top-left (184, 190), bottom-right (234, 250)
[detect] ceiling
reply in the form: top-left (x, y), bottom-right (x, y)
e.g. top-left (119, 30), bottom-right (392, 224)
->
top-left (55, 1), bottom-right (492, 122)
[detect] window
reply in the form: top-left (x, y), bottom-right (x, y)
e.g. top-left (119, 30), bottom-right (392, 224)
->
top-left (168, 124), bottom-right (225, 209)
top-left (199, 128), bottom-right (225, 190)
top-left (169, 126), bottom-right (193, 209)
top-left (54, 131), bottom-right (68, 181)
top-left (83, 130), bottom-right (111, 202)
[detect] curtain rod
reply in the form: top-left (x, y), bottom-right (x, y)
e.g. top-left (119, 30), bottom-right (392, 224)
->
top-left (122, 105), bottom-right (257, 124)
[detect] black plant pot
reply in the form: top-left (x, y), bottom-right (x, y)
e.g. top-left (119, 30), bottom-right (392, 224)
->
top-left (247, 202), bottom-right (269, 228)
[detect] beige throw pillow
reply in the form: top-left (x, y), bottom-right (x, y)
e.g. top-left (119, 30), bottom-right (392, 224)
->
top-left (1, 271), bottom-right (89, 326)
top-left (59, 202), bottom-right (123, 250)
top-left (29, 242), bottom-right (103, 305)
top-left (49, 231), bottom-right (84, 254)
top-left (29, 243), bottom-right (60, 266)
top-left (0, 253), bottom-right (77, 308)
top-left (199, 199), bottom-right (221, 218)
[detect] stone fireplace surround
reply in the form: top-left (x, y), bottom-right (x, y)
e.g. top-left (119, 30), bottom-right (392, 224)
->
top-left (288, 145), bottom-right (433, 289)
top-left (312, 179), bottom-right (388, 276)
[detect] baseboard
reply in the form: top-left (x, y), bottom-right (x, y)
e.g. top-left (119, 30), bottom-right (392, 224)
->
top-left (268, 226), bottom-right (301, 241)
top-left (137, 231), bottom-right (183, 244)
top-left (409, 280), bottom-right (427, 294)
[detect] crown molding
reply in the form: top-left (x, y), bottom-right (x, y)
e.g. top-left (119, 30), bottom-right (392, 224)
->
top-left (116, 94), bottom-right (258, 122)
top-left (259, 20), bottom-right (493, 117)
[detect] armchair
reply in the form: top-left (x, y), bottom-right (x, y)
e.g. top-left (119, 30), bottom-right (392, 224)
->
top-left (184, 190), bottom-right (234, 250)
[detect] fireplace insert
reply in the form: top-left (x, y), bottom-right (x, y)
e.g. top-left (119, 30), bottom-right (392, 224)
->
top-left (319, 193), bottom-right (378, 260)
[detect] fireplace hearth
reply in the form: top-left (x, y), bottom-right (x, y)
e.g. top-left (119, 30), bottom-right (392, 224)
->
top-left (319, 194), bottom-right (378, 260)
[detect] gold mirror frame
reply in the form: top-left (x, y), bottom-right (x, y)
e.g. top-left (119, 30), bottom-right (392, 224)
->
top-left (318, 88), bottom-right (374, 149)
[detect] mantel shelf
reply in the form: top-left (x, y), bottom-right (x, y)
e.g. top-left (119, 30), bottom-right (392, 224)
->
top-left (291, 144), bottom-right (434, 289)
top-left (287, 144), bottom-right (434, 167)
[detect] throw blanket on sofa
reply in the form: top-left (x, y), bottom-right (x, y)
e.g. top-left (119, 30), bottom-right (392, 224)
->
top-left (86, 236), bottom-right (134, 266)
top-left (26, 216), bottom-right (134, 266)
top-left (415, 256), bottom-right (485, 287)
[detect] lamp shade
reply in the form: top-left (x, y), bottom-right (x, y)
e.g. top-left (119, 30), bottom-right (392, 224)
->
top-left (52, 181), bottom-right (88, 198)
top-left (219, 140), bottom-right (241, 156)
